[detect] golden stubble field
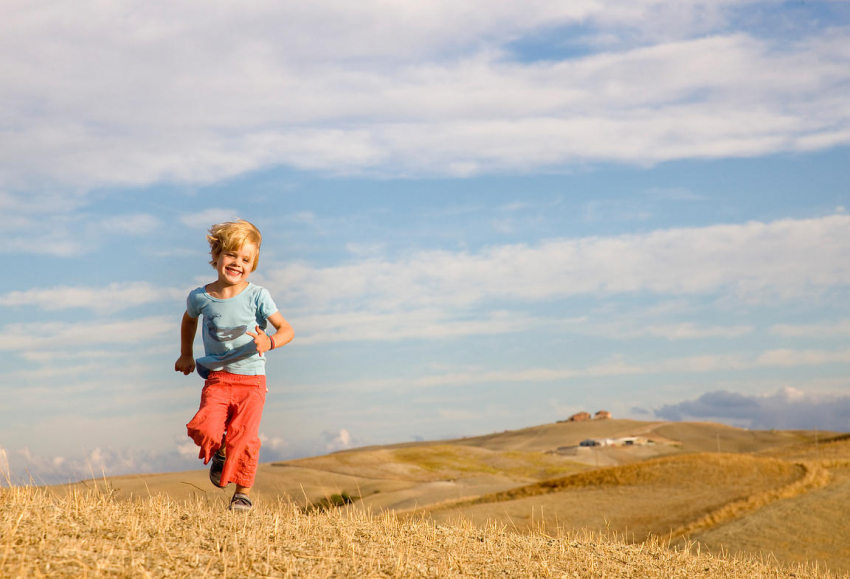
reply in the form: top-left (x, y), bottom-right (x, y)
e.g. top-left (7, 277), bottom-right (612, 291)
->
top-left (4, 420), bottom-right (848, 577)
top-left (1, 481), bottom-right (844, 578)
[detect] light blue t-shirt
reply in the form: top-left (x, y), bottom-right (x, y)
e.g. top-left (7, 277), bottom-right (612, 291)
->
top-left (186, 283), bottom-right (279, 378)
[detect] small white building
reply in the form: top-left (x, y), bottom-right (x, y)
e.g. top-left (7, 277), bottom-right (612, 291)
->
top-left (611, 436), bottom-right (647, 446)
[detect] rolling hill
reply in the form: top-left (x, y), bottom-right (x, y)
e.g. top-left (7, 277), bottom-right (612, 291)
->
top-left (50, 419), bottom-right (849, 575)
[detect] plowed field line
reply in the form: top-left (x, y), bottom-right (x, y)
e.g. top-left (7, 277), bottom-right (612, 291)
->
top-left (668, 461), bottom-right (831, 540)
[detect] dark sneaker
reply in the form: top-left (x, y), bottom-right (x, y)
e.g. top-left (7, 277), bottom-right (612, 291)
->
top-left (229, 493), bottom-right (252, 512)
top-left (209, 450), bottom-right (226, 488)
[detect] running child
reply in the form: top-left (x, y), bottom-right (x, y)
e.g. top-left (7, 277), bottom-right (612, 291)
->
top-left (174, 218), bottom-right (293, 511)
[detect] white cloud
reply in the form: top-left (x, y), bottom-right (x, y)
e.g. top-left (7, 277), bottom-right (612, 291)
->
top-left (1, 443), bottom-right (200, 486)
top-left (648, 324), bottom-right (753, 340)
top-left (403, 353), bottom-right (752, 388)
top-left (492, 218), bottom-right (516, 234)
top-left (322, 429), bottom-right (355, 453)
top-left (0, 316), bottom-right (172, 352)
top-left (289, 212), bottom-right (316, 223)
top-left (0, 428), bottom-right (308, 484)
top-left (755, 348), bottom-right (850, 368)
top-left (7, 215), bottom-right (843, 352)
top-left (344, 242), bottom-right (386, 258)
top-left (8, 363), bottom-right (103, 381)
top-left (180, 208), bottom-right (240, 228)
top-left (2, 210), bottom-right (158, 257)
top-left (3, 211), bottom-right (89, 256)
top-left (291, 309), bottom-right (558, 345)
top-left (268, 215), bottom-right (850, 312)
top-left (586, 322), bottom-right (754, 340)
top-left (259, 432), bottom-right (286, 450)
top-left (18, 350), bottom-right (118, 363)
top-left (176, 440), bottom-right (198, 457)
top-left (645, 187), bottom-right (706, 201)
top-left (287, 308), bottom-right (746, 345)
top-left (582, 199), bottom-right (653, 223)
top-left (770, 319), bottom-right (850, 338)
top-left (0, 282), bottom-right (184, 313)
top-left (96, 214), bottom-right (160, 234)
top-left (5, 235), bottom-right (83, 257)
top-left (308, 346), bottom-right (850, 393)
top-left (1, 3), bottom-right (847, 191)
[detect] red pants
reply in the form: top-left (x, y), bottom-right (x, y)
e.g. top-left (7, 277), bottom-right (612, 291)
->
top-left (186, 371), bottom-right (266, 488)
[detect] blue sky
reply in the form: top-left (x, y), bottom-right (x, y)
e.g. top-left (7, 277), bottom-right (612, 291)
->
top-left (1, 0), bottom-right (849, 484)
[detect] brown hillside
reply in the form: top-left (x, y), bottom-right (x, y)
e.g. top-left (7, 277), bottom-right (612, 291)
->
top-left (691, 463), bottom-right (850, 574)
top-left (281, 444), bottom-right (588, 482)
top-left (423, 454), bottom-right (809, 542)
top-left (651, 422), bottom-right (827, 454)
top-left (449, 419), bottom-right (664, 452)
top-left (692, 438), bottom-right (850, 574)
top-left (758, 434), bottom-right (850, 462)
top-left (441, 453), bottom-right (803, 503)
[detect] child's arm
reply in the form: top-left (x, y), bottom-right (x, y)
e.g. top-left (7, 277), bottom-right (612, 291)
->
top-left (174, 312), bottom-right (199, 375)
top-left (246, 311), bottom-right (293, 357)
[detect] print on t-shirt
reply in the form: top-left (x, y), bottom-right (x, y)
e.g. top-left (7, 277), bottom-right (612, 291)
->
top-left (204, 312), bottom-right (247, 343)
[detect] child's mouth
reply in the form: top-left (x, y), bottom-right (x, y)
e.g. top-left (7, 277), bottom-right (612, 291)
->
top-left (226, 267), bottom-right (242, 276)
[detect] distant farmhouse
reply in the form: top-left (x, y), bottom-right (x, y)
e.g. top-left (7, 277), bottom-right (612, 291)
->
top-left (559, 410), bottom-right (612, 423)
top-left (554, 436), bottom-right (650, 455)
top-left (579, 436), bottom-right (648, 448)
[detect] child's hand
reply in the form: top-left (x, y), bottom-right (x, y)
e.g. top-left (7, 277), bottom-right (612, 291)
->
top-left (175, 355), bottom-right (196, 375)
top-left (246, 325), bottom-right (273, 357)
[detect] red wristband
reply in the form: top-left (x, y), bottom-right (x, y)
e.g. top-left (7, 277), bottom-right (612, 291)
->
top-left (268, 334), bottom-right (275, 350)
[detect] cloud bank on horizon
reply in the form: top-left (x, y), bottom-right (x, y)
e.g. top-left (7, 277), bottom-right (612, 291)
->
top-left (656, 387), bottom-right (850, 430)
top-left (1, 0), bottom-right (849, 484)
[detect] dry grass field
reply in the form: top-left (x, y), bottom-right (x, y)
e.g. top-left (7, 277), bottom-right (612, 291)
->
top-left (8, 420), bottom-right (848, 577)
top-left (689, 437), bottom-right (850, 572)
top-left (285, 444), bottom-right (588, 482)
top-left (420, 454), bottom-right (819, 540)
top-left (2, 480), bottom-right (844, 579)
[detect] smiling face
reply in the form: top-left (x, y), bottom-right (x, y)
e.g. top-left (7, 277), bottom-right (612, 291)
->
top-left (213, 243), bottom-right (258, 288)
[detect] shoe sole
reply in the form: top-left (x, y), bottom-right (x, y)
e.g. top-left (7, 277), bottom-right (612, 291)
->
top-left (209, 453), bottom-right (226, 488)
top-left (229, 493), bottom-right (253, 511)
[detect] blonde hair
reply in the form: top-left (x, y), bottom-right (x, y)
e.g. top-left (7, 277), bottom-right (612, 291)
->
top-left (207, 219), bottom-right (262, 271)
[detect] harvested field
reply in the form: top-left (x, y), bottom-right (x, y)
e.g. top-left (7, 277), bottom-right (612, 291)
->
top-left (438, 454), bottom-right (805, 505)
top-left (12, 420), bottom-right (849, 576)
top-left (422, 454), bottom-right (812, 541)
top-left (2, 482), bottom-right (843, 579)
top-left (649, 422), bottom-right (823, 454)
top-left (281, 444), bottom-right (587, 482)
top-left (691, 465), bottom-right (850, 574)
